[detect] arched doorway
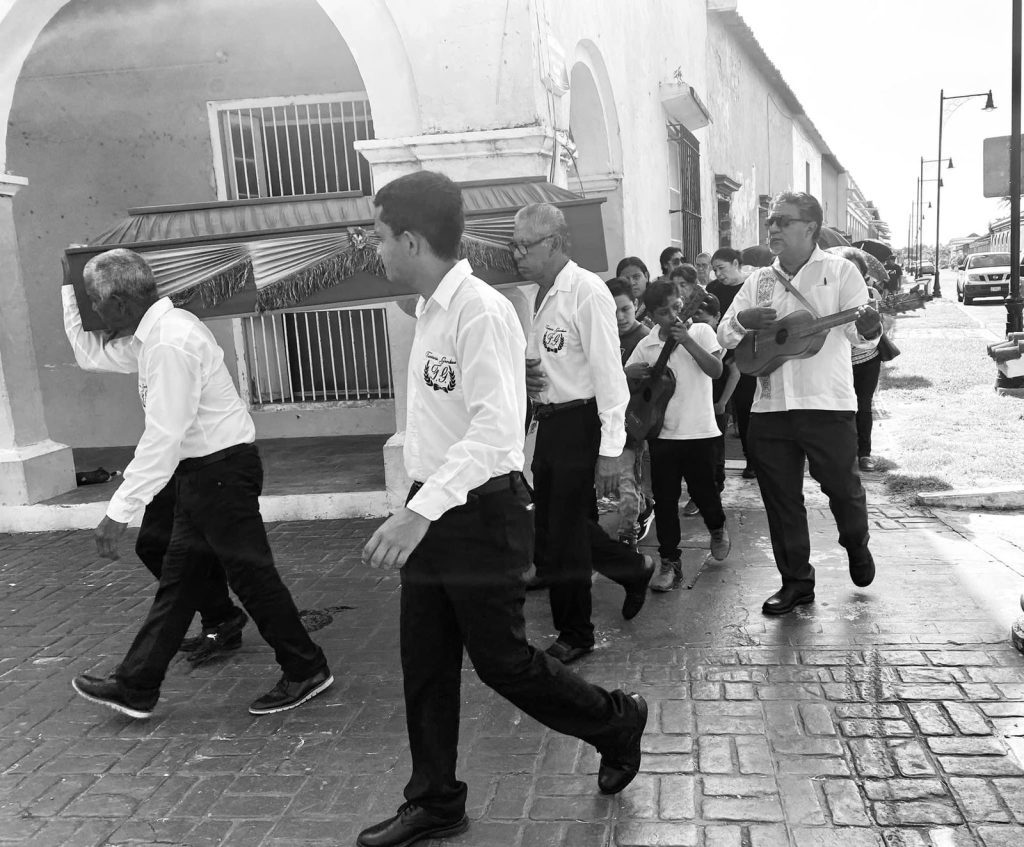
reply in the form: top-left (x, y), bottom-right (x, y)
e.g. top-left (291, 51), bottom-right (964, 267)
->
top-left (568, 40), bottom-right (623, 274)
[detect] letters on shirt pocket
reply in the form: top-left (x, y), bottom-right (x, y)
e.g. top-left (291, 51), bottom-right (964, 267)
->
top-left (422, 350), bottom-right (459, 394)
top-left (542, 324), bottom-right (569, 355)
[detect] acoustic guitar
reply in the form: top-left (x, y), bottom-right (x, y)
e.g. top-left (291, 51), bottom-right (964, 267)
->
top-left (623, 285), bottom-right (708, 443)
top-left (734, 291), bottom-right (930, 377)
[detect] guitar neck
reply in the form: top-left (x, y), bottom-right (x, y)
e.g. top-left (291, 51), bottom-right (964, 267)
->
top-left (808, 307), bottom-right (861, 334)
top-left (649, 335), bottom-right (678, 379)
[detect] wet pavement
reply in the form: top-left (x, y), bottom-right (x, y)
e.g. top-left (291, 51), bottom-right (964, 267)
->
top-left (2, 466), bottom-right (1024, 846)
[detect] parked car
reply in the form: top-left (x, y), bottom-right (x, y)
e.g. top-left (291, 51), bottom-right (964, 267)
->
top-left (956, 252), bottom-right (1012, 305)
top-left (916, 262), bottom-right (935, 278)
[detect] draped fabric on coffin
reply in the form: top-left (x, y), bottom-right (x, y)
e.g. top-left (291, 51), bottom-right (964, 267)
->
top-left (64, 178), bottom-right (607, 330)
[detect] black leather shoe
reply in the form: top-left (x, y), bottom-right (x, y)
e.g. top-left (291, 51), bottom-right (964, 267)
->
top-left (72, 674), bottom-right (157, 719)
top-left (598, 693), bottom-right (648, 794)
top-left (848, 547), bottom-right (876, 588)
top-left (248, 669), bottom-right (334, 715)
top-left (545, 640), bottom-right (594, 665)
top-left (621, 554), bottom-right (655, 620)
top-left (742, 464), bottom-right (757, 479)
top-left (356, 803), bottom-right (469, 847)
top-left (761, 586), bottom-right (815, 616)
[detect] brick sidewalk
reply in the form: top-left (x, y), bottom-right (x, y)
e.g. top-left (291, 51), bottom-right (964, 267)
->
top-left (2, 474), bottom-right (1023, 846)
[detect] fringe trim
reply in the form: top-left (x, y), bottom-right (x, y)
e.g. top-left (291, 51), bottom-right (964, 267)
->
top-left (460, 235), bottom-right (518, 274)
top-left (256, 244), bottom-right (384, 312)
top-left (168, 261), bottom-right (252, 309)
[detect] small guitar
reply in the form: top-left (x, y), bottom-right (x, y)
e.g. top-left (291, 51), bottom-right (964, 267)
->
top-left (734, 291), bottom-right (930, 377)
top-left (623, 285), bottom-right (708, 443)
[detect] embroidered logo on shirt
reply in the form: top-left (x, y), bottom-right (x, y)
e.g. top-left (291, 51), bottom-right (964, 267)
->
top-left (542, 325), bottom-right (567, 353)
top-left (423, 351), bottom-right (457, 393)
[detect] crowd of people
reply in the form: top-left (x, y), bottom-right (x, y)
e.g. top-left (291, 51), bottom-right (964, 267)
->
top-left (62, 173), bottom-right (888, 847)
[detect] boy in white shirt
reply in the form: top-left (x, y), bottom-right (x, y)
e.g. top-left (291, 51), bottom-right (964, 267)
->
top-left (626, 280), bottom-right (731, 591)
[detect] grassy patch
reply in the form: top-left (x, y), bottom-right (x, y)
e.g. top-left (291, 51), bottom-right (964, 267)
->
top-left (875, 299), bottom-right (1024, 500)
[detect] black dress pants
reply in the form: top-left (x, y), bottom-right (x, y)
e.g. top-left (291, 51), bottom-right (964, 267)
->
top-left (748, 411), bottom-right (870, 592)
top-left (116, 445), bottom-right (328, 693)
top-left (649, 437), bottom-right (726, 562)
top-left (852, 355), bottom-right (882, 458)
top-left (532, 405), bottom-right (647, 649)
top-left (135, 477), bottom-right (238, 631)
top-left (731, 374), bottom-right (757, 460)
top-left (400, 476), bottom-right (637, 817)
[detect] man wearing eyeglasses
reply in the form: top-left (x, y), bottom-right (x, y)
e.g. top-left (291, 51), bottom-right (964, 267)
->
top-left (717, 192), bottom-right (882, 616)
top-left (511, 203), bottom-right (655, 666)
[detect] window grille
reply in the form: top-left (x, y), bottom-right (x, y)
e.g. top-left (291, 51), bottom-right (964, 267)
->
top-left (242, 306), bottom-right (393, 406)
top-left (668, 124), bottom-right (702, 260)
top-left (210, 92), bottom-right (374, 200)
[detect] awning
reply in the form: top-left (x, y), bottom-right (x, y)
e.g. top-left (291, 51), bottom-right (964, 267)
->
top-left (65, 177), bottom-right (607, 331)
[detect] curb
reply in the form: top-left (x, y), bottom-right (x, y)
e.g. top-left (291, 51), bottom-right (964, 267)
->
top-left (917, 486), bottom-right (1024, 510)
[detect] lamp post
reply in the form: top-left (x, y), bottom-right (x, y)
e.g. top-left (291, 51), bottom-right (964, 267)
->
top-left (1006, 0), bottom-right (1022, 335)
top-left (935, 88), bottom-right (996, 297)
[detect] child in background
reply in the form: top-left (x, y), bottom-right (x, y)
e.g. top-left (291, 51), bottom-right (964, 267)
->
top-left (691, 291), bottom-right (739, 495)
top-left (626, 280), bottom-right (731, 592)
top-left (608, 278), bottom-right (654, 548)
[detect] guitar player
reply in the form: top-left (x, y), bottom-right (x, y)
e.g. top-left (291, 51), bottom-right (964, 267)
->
top-left (626, 279), bottom-right (731, 592)
top-left (717, 192), bottom-right (883, 616)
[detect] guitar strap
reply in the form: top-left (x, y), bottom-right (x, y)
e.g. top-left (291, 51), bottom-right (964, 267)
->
top-left (770, 266), bottom-right (820, 319)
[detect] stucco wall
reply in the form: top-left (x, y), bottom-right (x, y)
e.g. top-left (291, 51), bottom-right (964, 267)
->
top-left (792, 123), bottom-right (823, 199)
top-left (705, 13), bottom-right (794, 250)
top-left (8, 0), bottom-right (385, 447)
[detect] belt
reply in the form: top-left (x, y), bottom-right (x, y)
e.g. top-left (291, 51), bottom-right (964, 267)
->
top-left (177, 443), bottom-right (254, 473)
top-left (408, 471), bottom-right (520, 501)
top-left (532, 397), bottom-right (596, 420)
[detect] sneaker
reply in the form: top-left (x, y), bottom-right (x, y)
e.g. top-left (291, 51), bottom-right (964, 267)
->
top-left (649, 557), bottom-right (682, 592)
top-left (71, 673), bottom-right (157, 720)
top-left (858, 456), bottom-right (877, 472)
top-left (635, 499), bottom-right (655, 542)
top-left (249, 669), bottom-right (334, 715)
top-left (710, 525), bottom-right (731, 561)
top-left (682, 498), bottom-right (699, 517)
top-left (180, 608), bottom-right (248, 665)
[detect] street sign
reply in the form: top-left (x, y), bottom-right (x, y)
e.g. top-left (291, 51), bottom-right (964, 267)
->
top-left (983, 134), bottom-right (1024, 198)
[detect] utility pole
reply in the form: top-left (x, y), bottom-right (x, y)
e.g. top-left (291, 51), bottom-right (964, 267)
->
top-left (1006, 0), bottom-right (1023, 334)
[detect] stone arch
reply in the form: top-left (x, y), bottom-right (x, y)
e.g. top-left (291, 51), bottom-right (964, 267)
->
top-left (0, 0), bottom-right (419, 169)
top-left (568, 39), bottom-right (623, 272)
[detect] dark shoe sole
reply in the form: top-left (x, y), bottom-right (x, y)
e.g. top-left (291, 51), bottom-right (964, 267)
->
top-left (356, 815), bottom-right (469, 847)
top-left (761, 594), bottom-right (815, 616)
top-left (622, 556), bottom-right (656, 620)
top-left (71, 678), bottom-right (153, 720)
top-left (248, 674), bottom-right (334, 715)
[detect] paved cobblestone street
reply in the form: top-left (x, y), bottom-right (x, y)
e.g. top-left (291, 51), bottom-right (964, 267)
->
top-left (2, 472), bottom-right (1024, 846)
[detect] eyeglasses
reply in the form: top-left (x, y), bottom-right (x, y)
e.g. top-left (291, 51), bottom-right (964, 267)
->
top-left (766, 214), bottom-right (813, 228)
top-left (508, 234), bottom-right (555, 257)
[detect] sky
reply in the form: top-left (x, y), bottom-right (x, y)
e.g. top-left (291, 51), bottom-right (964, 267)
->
top-left (738, 0), bottom-right (1018, 249)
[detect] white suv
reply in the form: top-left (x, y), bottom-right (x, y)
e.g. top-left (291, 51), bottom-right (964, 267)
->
top-left (957, 252), bottom-right (1012, 305)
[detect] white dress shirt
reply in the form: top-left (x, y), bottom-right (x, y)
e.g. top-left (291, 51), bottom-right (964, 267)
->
top-left (405, 260), bottom-right (526, 521)
top-left (525, 260), bottom-right (629, 457)
top-left (625, 323), bottom-right (721, 440)
top-left (717, 247), bottom-right (876, 413)
top-left (62, 287), bottom-right (255, 524)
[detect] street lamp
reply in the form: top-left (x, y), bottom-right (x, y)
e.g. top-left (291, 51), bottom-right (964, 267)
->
top-left (934, 88), bottom-right (996, 296)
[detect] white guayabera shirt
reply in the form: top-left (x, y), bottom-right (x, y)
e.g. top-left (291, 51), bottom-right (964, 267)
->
top-left (525, 260), bottom-right (629, 457)
top-left (717, 248), bottom-right (876, 413)
top-left (404, 260), bottom-right (527, 522)
top-left (62, 287), bottom-right (254, 523)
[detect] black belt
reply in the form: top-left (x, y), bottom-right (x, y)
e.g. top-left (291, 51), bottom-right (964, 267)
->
top-left (408, 471), bottom-right (521, 501)
top-left (177, 443), bottom-right (254, 473)
top-left (532, 397), bottom-right (596, 420)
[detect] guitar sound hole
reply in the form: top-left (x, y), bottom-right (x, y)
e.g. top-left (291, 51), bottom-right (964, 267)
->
top-left (774, 328), bottom-right (789, 344)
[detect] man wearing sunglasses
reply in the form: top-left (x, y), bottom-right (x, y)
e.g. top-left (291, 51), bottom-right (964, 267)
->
top-left (512, 203), bottom-right (655, 666)
top-left (717, 192), bottom-right (882, 616)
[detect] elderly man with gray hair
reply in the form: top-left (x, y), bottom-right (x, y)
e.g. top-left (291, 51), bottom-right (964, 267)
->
top-left (64, 249), bottom-right (332, 719)
top-left (513, 203), bottom-right (655, 665)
